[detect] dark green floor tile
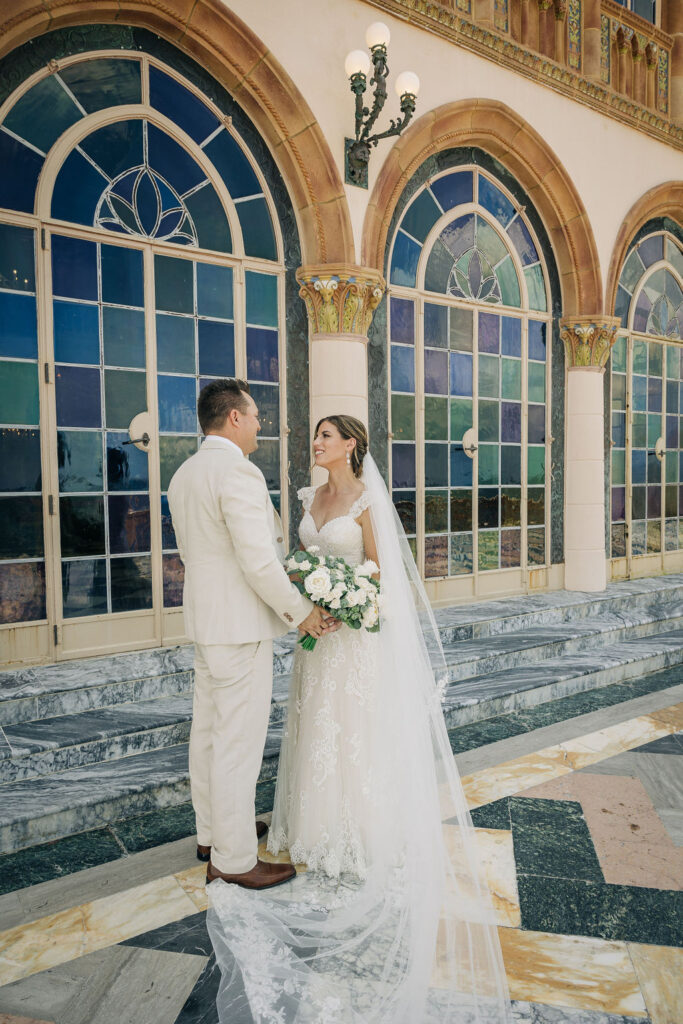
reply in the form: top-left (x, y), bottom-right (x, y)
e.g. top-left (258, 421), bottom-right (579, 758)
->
top-left (510, 684), bottom-right (633, 732)
top-left (518, 874), bottom-right (683, 946)
top-left (469, 798), bottom-right (510, 830)
top-left (255, 779), bottom-right (276, 815)
top-left (112, 801), bottom-right (196, 854)
top-left (0, 827), bottom-right (124, 895)
top-left (510, 798), bottom-right (603, 882)
top-left (448, 716), bottom-right (528, 754)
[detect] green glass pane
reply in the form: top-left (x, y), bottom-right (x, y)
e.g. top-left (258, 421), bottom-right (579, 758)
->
top-left (102, 307), bottom-right (145, 368)
top-left (425, 490), bottom-right (448, 533)
top-left (449, 308), bottom-right (473, 351)
top-left (450, 532), bottom-right (473, 575)
top-left (648, 342), bottom-right (663, 377)
top-left (154, 255), bottom-right (193, 314)
top-left (478, 400), bottom-right (499, 443)
top-left (611, 449), bottom-right (625, 486)
top-left (104, 369), bottom-right (147, 429)
top-left (501, 487), bottom-right (521, 527)
top-left (425, 396), bottom-right (448, 440)
top-left (528, 446), bottom-right (545, 485)
top-left (666, 450), bottom-right (678, 484)
top-left (58, 430), bottom-right (103, 492)
top-left (528, 362), bottom-right (546, 404)
top-left (450, 489), bottom-right (472, 532)
top-left (648, 413), bottom-right (662, 448)
top-left (236, 197), bottom-right (277, 261)
top-left (478, 444), bottom-right (499, 485)
top-left (245, 271), bottom-right (277, 328)
top-left (0, 223), bottom-right (35, 292)
top-left (197, 263), bottom-right (233, 320)
top-left (478, 531), bottom-right (499, 571)
top-left (611, 373), bottom-right (626, 412)
top-left (496, 256), bottom-right (521, 308)
top-left (159, 435), bottom-right (198, 491)
top-left (0, 495), bottom-right (43, 558)
top-left (184, 185), bottom-right (232, 255)
top-left (666, 238), bottom-right (683, 278)
top-left (391, 394), bottom-right (415, 440)
top-left (501, 358), bottom-right (521, 401)
top-left (156, 314), bottom-right (195, 374)
top-left (611, 337), bottom-right (627, 374)
top-left (450, 398), bottom-right (472, 441)
top-left (632, 412), bottom-right (647, 448)
top-left (528, 526), bottom-right (545, 565)
top-left (527, 487), bottom-right (545, 526)
top-left (524, 265), bottom-right (547, 311)
top-left (476, 218), bottom-right (507, 266)
top-left (621, 248), bottom-right (644, 292)
top-left (666, 345), bottom-right (679, 379)
top-left (0, 361), bottom-right (39, 425)
top-left (633, 339), bottom-right (648, 374)
top-left (5, 75), bottom-right (82, 153)
top-left (478, 354), bottom-right (499, 398)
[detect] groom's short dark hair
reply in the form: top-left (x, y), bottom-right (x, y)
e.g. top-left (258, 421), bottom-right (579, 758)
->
top-left (198, 379), bottom-right (251, 434)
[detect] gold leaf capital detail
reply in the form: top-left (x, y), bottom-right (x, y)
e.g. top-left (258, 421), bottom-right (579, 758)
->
top-left (297, 265), bottom-right (386, 337)
top-left (560, 317), bottom-right (621, 368)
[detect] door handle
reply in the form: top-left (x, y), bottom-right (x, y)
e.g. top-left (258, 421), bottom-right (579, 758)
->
top-left (123, 433), bottom-right (150, 447)
top-left (463, 444), bottom-right (478, 453)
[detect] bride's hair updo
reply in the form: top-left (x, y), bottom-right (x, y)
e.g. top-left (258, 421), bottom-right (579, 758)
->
top-left (315, 415), bottom-right (368, 478)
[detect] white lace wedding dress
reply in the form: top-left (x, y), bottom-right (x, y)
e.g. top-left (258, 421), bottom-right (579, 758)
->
top-left (267, 485), bottom-right (383, 879)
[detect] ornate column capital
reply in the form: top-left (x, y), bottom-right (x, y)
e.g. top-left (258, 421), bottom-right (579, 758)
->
top-left (560, 315), bottom-right (621, 369)
top-left (296, 264), bottom-right (385, 338)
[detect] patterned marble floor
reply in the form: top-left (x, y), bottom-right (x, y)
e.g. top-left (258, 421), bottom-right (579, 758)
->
top-left (0, 686), bottom-right (680, 1024)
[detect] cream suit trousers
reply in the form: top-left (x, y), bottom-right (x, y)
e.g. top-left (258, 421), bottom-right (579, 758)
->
top-left (191, 639), bottom-right (273, 874)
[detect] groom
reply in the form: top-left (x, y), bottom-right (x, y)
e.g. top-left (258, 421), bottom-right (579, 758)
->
top-left (168, 379), bottom-right (336, 889)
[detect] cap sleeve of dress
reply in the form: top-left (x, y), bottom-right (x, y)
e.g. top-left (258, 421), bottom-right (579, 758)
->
top-left (349, 488), bottom-right (372, 519)
top-left (297, 486), bottom-right (317, 512)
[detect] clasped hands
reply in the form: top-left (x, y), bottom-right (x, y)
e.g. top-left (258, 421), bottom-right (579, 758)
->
top-left (298, 605), bottom-right (341, 640)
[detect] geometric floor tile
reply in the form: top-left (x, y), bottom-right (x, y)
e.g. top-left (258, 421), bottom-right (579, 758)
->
top-left (507, 1006), bottom-right (649, 1024)
top-left (0, 1016), bottom-right (56, 1024)
top-left (627, 941), bottom-right (683, 1024)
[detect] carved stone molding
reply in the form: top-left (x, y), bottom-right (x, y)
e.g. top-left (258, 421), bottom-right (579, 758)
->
top-left (560, 315), bottom-right (621, 368)
top-left (296, 265), bottom-right (386, 337)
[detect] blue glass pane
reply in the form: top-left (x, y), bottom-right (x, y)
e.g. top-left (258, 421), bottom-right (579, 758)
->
top-left (156, 314), bottom-right (195, 373)
top-left (236, 198), bottom-right (277, 261)
top-left (612, 411), bottom-right (626, 448)
top-left (501, 402), bottom-right (521, 443)
top-left (51, 236), bottom-right (97, 300)
top-left (401, 190), bottom-right (441, 243)
top-left (507, 217), bottom-right (538, 266)
top-left (648, 377), bottom-right (662, 413)
top-left (450, 445), bottom-right (472, 487)
top-left (667, 415), bottom-right (678, 449)
top-left (424, 303), bottom-right (448, 348)
top-left (390, 297), bottom-right (414, 343)
top-left (615, 284), bottom-right (631, 327)
top-left (53, 301), bottom-right (100, 364)
top-left (390, 231), bottom-right (421, 287)
top-left (101, 244), bottom-right (143, 307)
top-left (109, 494), bottom-right (150, 554)
top-left (107, 431), bottom-right (149, 491)
top-left (147, 123), bottom-right (206, 197)
top-left (51, 148), bottom-right (109, 227)
top-left (392, 444), bottom-right (416, 488)
top-left (62, 559), bottom-right (107, 618)
top-left (5, 75), bottom-right (81, 153)
top-left (479, 312), bottom-right (499, 354)
top-left (0, 429), bottom-right (41, 491)
top-left (450, 352), bottom-right (473, 397)
top-left (184, 184), bottom-right (232, 254)
top-left (440, 214), bottom-right (475, 261)
top-left (110, 555), bottom-right (152, 612)
top-left (479, 177), bottom-right (516, 227)
top-left (0, 293), bottom-right (37, 358)
top-left (203, 129), bottom-right (261, 199)
top-left (501, 316), bottom-right (521, 357)
top-left (0, 224), bottom-right (35, 291)
top-left (198, 264), bottom-right (233, 320)
top-left (250, 383), bottom-right (280, 436)
top-left (58, 430), bottom-right (102, 492)
top-left (424, 349), bottom-right (448, 395)
top-left (1, 361), bottom-right (39, 425)
top-left (149, 66), bottom-right (219, 144)
top-left (632, 449), bottom-right (646, 484)
top-left (161, 494), bottom-right (177, 549)
top-left (425, 443), bottom-right (448, 486)
top-left (638, 234), bottom-right (664, 269)
top-left (246, 327), bottom-right (278, 382)
top-left (0, 132), bottom-right (44, 213)
top-left (198, 319), bottom-right (235, 376)
top-left (102, 307), bottom-right (146, 368)
top-left (55, 365), bottom-right (101, 428)
top-left (528, 320), bottom-right (547, 361)
top-left (60, 59), bottom-right (141, 113)
top-left (424, 238), bottom-right (454, 294)
top-left (155, 255), bottom-right (194, 314)
top-left (245, 271), bottom-right (277, 327)
top-left (391, 345), bottom-right (415, 393)
top-left (158, 375), bottom-right (196, 432)
top-left (528, 404), bottom-right (546, 444)
top-left (430, 172), bottom-right (473, 212)
top-left (80, 119), bottom-right (144, 183)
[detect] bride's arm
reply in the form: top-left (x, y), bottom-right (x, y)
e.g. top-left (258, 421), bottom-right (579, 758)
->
top-left (357, 508), bottom-right (380, 577)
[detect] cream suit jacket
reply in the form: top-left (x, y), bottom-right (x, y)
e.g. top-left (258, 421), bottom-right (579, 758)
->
top-left (167, 436), bottom-right (313, 645)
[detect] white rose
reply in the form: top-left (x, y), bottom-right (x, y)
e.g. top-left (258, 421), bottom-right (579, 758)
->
top-left (329, 596), bottom-right (341, 609)
top-left (286, 558), bottom-right (299, 570)
top-left (331, 582), bottom-right (346, 597)
top-left (304, 567), bottom-right (333, 599)
top-left (353, 588), bottom-right (368, 606)
top-left (298, 560), bottom-right (311, 572)
top-left (307, 545), bottom-right (320, 554)
top-left (355, 560), bottom-right (379, 578)
top-left (345, 590), bottom-right (359, 607)
top-left (362, 605), bottom-right (378, 628)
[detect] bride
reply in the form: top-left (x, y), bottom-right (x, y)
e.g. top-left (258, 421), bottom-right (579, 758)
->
top-left (207, 415), bottom-right (512, 1024)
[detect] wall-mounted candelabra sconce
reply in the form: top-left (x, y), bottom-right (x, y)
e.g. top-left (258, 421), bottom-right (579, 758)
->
top-left (344, 22), bottom-right (420, 189)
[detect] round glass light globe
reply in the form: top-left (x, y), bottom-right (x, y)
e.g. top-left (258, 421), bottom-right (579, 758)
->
top-left (365, 21), bottom-right (391, 49)
top-left (345, 49), bottom-right (371, 78)
top-left (395, 71), bottom-right (420, 97)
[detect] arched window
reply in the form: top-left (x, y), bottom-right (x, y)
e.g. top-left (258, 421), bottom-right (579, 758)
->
top-left (387, 167), bottom-right (552, 594)
top-left (610, 230), bottom-right (683, 574)
top-left (0, 53), bottom-right (287, 658)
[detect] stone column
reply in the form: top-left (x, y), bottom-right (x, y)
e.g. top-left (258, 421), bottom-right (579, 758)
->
top-left (560, 317), bottom-right (620, 592)
top-left (583, 0), bottom-right (601, 82)
top-left (645, 43), bottom-right (658, 110)
top-left (554, 0), bottom-right (567, 65)
top-left (538, 0), bottom-right (554, 56)
top-left (663, 0), bottom-right (683, 125)
top-left (296, 265), bottom-right (385, 437)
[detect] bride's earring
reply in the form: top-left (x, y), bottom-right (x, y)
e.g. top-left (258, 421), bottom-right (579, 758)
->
top-left (346, 452), bottom-right (351, 466)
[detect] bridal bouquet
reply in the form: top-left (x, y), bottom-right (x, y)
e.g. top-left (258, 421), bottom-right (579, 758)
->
top-left (285, 546), bottom-right (380, 651)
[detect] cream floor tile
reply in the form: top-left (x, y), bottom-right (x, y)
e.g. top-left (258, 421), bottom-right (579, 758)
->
top-left (557, 717), bottom-right (674, 771)
top-left (0, 1015), bottom-right (54, 1024)
top-left (173, 864), bottom-right (208, 912)
top-left (257, 840), bottom-right (307, 873)
top-left (461, 749), bottom-right (575, 810)
top-left (646, 703), bottom-right (683, 732)
top-left (445, 826), bottom-right (520, 929)
top-left (627, 942), bottom-right (683, 1024)
top-left (498, 928), bottom-right (648, 1017)
top-left (0, 875), bottom-right (197, 987)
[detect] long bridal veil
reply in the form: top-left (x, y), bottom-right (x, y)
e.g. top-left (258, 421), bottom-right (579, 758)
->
top-left (206, 453), bottom-right (513, 1023)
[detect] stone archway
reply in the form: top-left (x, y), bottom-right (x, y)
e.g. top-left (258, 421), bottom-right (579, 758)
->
top-left (0, 0), bottom-right (353, 266)
top-left (362, 99), bottom-right (602, 316)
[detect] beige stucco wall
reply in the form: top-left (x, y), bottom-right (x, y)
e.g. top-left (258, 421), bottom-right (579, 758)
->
top-left (225, 0), bottom-right (682, 293)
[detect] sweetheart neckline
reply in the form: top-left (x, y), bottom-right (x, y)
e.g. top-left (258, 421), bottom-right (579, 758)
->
top-left (303, 509), bottom-right (362, 534)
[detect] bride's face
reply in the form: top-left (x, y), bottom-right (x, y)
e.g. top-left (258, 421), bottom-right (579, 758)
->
top-left (313, 421), bottom-right (354, 470)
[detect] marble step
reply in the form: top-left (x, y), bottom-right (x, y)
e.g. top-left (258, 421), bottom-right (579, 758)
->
top-left (0, 695), bottom-right (193, 785)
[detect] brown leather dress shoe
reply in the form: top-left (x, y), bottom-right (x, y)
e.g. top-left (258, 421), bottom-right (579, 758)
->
top-left (196, 821), bottom-right (268, 862)
top-left (206, 858), bottom-right (296, 889)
